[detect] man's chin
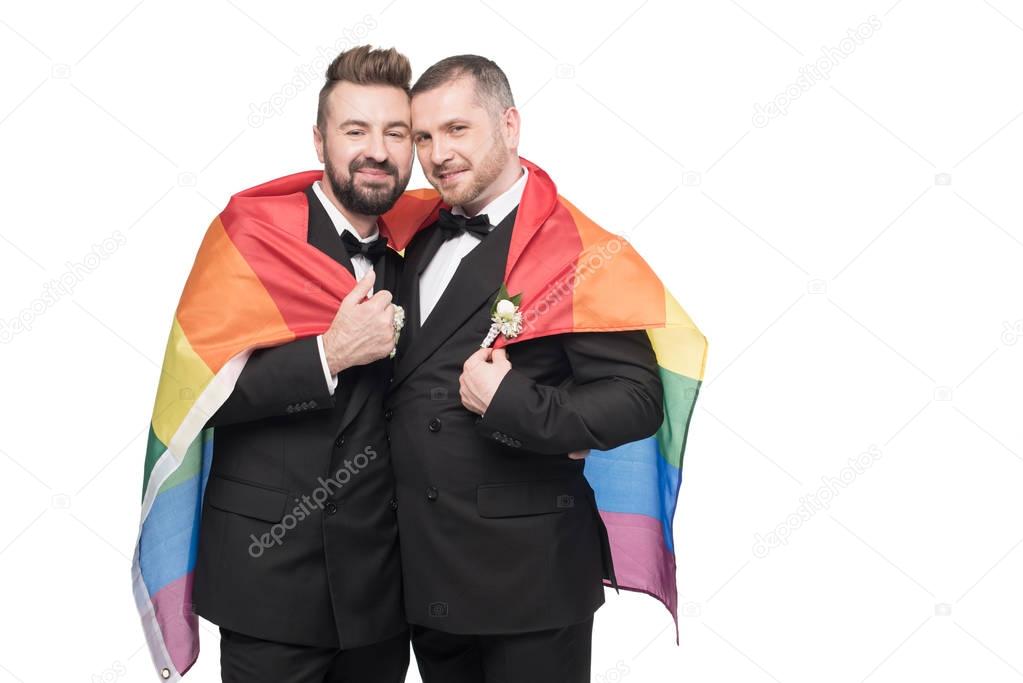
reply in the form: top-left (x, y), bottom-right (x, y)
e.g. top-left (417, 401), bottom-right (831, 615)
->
top-left (436, 182), bottom-right (475, 208)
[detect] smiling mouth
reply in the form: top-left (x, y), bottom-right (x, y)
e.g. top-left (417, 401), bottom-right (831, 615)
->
top-left (355, 168), bottom-right (392, 180)
top-left (437, 168), bottom-right (468, 182)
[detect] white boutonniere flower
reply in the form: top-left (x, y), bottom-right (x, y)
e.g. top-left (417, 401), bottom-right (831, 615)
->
top-left (390, 304), bottom-right (405, 358)
top-left (482, 285), bottom-right (523, 348)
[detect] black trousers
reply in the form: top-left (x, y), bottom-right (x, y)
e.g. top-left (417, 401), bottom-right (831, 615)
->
top-left (410, 617), bottom-right (593, 683)
top-left (219, 627), bottom-right (409, 683)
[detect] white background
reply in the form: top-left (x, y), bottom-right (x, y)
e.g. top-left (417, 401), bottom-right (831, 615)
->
top-left (1, 1), bottom-right (1022, 681)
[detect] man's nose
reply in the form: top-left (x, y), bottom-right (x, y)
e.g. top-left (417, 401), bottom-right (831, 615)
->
top-left (365, 132), bottom-right (388, 161)
top-left (430, 138), bottom-right (452, 167)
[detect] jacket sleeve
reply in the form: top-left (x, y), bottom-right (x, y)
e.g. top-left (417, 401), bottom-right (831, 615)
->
top-left (204, 335), bottom-right (337, 428)
top-left (475, 330), bottom-right (663, 454)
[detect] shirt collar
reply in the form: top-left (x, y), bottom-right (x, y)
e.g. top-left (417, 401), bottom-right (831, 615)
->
top-left (311, 180), bottom-right (380, 243)
top-left (452, 167), bottom-right (529, 227)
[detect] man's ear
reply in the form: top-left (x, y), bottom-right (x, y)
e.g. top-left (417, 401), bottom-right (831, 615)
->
top-left (312, 125), bottom-right (325, 164)
top-left (502, 107), bottom-right (521, 149)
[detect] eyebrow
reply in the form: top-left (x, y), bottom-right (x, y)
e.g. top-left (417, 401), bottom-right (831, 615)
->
top-left (412, 118), bottom-right (471, 136)
top-left (338, 119), bottom-right (411, 130)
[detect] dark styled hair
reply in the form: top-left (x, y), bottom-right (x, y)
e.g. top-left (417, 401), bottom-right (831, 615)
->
top-left (317, 45), bottom-right (412, 131)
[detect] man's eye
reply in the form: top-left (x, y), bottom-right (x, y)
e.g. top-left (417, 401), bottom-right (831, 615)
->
top-left (347, 130), bottom-right (365, 136)
top-left (451, 126), bottom-right (466, 133)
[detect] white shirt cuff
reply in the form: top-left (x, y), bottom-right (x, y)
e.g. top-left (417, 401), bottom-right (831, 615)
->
top-left (316, 334), bottom-right (339, 395)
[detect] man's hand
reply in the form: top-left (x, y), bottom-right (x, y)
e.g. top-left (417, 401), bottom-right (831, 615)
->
top-left (323, 271), bottom-right (396, 375)
top-left (459, 347), bottom-right (512, 415)
top-left (461, 348), bottom-right (591, 458)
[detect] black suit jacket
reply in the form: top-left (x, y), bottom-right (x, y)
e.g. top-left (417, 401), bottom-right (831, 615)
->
top-left (385, 208), bottom-right (664, 634)
top-left (192, 187), bottom-right (406, 649)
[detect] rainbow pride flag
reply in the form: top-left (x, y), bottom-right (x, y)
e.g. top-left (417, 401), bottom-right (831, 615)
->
top-left (492, 159), bottom-right (707, 635)
top-left (133, 159), bottom-right (704, 680)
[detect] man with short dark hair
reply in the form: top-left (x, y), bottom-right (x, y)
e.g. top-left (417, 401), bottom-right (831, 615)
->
top-left (388, 54), bottom-right (665, 683)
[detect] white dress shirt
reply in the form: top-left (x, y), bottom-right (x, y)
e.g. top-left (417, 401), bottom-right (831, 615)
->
top-left (419, 167), bottom-right (529, 323)
top-left (311, 180), bottom-right (379, 394)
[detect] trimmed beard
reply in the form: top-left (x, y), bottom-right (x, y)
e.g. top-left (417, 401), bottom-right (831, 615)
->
top-left (325, 153), bottom-right (410, 216)
top-left (434, 131), bottom-right (509, 208)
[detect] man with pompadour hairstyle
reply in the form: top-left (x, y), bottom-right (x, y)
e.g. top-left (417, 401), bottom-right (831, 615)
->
top-left (190, 45), bottom-right (414, 683)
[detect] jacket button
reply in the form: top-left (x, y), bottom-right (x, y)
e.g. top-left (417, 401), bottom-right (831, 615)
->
top-left (384, 408), bottom-right (393, 421)
top-left (325, 502), bottom-right (338, 515)
top-left (334, 435), bottom-right (344, 448)
top-left (426, 486), bottom-right (439, 501)
top-left (428, 418), bottom-right (442, 432)
top-left (389, 497), bottom-right (398, 511)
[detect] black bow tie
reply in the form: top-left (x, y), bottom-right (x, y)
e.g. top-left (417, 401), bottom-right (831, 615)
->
top-left (339, 230), bottom-right (388, 264)
top-left (437, 208), bottom-right (492, 240)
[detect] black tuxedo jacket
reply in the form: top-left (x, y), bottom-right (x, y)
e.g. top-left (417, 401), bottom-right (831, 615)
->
top-left (192, 187), bottom-right (406, 649)
top-left (385, 208), bottom-right (664, 634)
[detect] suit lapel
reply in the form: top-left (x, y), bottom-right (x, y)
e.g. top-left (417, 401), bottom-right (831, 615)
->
top-left (335, 242), bottom-right (399, 435)
top-left (373, 240), bottom-right (388, 292)
top-left (304, 186), bottom-right (381, 434)
top-left (304, 186), bottom-right (356, 274)
top-left (392, 208), bottom-right (517, 389)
